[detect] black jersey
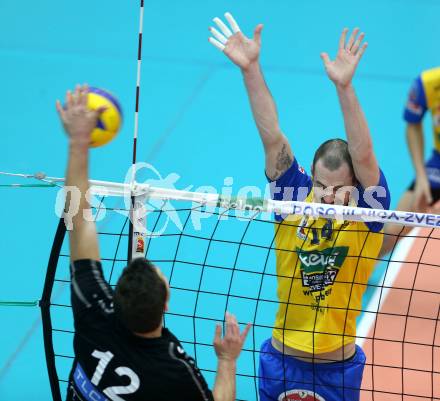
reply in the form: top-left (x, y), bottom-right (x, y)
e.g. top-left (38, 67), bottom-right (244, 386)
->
top-left (66, 259), bottom-right (214, 401)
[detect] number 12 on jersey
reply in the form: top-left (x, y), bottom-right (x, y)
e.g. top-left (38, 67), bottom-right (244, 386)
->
top-left (74, 350), bottom-right (140, 401)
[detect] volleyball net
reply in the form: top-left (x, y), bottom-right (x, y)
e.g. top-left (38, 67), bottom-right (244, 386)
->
top-left (33, 176), bottom-right (439, 401)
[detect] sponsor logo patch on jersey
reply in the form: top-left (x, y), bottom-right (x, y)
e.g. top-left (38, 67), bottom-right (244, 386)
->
top-left (406, 99), bottom-right (423, 115)
top-left (297, 246), bottom-right (349, 292)
top-left (278, 389), bottom-right (326, 401)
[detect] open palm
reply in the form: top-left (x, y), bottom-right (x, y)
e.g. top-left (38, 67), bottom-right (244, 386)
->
top-left (209, 12), bottom-right (263, 71)
top-left (321, 28), bottom-right (367, 88)
top-left (224, 31), bottom-right (261, 69)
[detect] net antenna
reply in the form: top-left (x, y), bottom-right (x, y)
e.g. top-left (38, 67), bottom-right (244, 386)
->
top-left (128, 0), bottom-right (146, 262)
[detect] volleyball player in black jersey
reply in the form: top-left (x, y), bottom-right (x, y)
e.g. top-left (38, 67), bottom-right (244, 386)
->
top-left (56, 85), bottom-right (250, 401)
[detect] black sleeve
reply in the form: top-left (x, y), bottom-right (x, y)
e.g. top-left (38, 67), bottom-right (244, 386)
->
top-left (165, 330), bottom-right (214, 401)
top-left (70, 259), bottom-right (114, 326)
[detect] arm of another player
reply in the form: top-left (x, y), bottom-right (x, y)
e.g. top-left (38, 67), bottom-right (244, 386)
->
top-left (208, 12), bottom-right (293, 180)
top-left (407, 124), bottom-right (432, 211)
top-left (321, 28), bottom-right (380, 188)
top-left (56, 85), bottom-right (105, 262)
top-left (212, 312), bottom-right (251, 401)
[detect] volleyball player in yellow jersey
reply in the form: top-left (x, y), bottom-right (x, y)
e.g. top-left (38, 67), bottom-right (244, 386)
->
top-left (381, 67), bottom-right (440, 256)
top-left (209, 13), bottom-right (390, 401)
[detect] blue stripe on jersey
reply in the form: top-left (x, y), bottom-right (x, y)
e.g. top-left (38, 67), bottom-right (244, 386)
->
top-left (73, 363), bottom-right (109, 401)
top-left (266, 158), bottom-right (313, 222)
top-left (356, 169), bottom-right (391, 232)
top-left (403, 76), bottom-right (427, 124)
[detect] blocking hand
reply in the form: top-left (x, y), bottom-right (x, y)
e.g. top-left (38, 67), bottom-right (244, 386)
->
top-left (321, 28), bottom-right (367, 88)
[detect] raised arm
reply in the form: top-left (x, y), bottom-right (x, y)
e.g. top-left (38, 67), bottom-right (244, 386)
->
top-left (56, 85), bottom-right (105, 262)
top-left (321, 28), bottom-right (379, 188)
top-left (209, 13), bottom-right (293, 180)
top-left (212, 312), bottom-right (250, 401)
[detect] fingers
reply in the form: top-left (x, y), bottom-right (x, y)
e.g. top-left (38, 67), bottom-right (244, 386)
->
top-left (254, 24), bottom-right (263, 45)
top-left (215, 312), bottom-right (250, 352)
top-left (225, 312), bottom-right (250, 342)
top-left (339, 28), bottom-right (349, 50)
top-left (225, 311), bottom-right (239, 337)
top-left (351, 31), bottom-right (365, 54)
top-left (224, 12), bottom-right (241, 34)
top-left (208, 37), bottom-right (225, 51)
top-left (66, 90), bottom-right (73, 109)
top-left (346, 27), bottom-right (359, 50)
top-left (79, 84), bottom-right (89, 107)
top-left (65, 85), bottom-right (89, 109)
top-left (356, 42), bottom-right (368, 61)
top-left (55, 100), bottom-right (65, 120)
top-left (241, 323), bottom-right (252, 342)
top-left (214, 323), bottom-right (222, 343)
top-left (338, 27), bottom-right (367, 59)
top-left (320, 52), bottom-right (331, 65)
top-left (210, 12), bottom-right (241, 48)
top-left (96, 106), bottom-right (108, 115)
top-left (72, 84), bottom-right (82, 106)
top-left (231, 314), bottom-right (239, 337)
top-left (213, 17), bottom-right (233, 38)
top-left (209, 27), bottom-right (228, 45)
top-left (209, 15), bottom-right (231, 52)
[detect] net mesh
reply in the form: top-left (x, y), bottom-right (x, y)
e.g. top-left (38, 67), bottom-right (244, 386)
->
top-left (45, 195), bottom-right (440, 401)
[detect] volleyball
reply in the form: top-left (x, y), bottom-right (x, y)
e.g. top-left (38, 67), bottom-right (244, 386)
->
top-left (87, 87), bottom-right (123, 147)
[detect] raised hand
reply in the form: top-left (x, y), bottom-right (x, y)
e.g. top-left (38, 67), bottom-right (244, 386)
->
top-left (321, 28), bottom-right (367, 88)
top-left (56, 85), bottom-right (106, 144)
top-left (213, 312), bottom-right (251, 362)
top-left (209, 12), bottom-right (263, 71)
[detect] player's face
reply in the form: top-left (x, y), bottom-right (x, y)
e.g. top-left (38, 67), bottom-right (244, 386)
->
top-left (312, 159), bottom-right (355, 205)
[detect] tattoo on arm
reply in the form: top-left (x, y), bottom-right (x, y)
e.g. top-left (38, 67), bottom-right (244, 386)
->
top-left (269, 143), bottom-right (293, 180)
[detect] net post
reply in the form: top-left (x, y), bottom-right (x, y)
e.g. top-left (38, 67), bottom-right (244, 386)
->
top-left (127, 0), bottom-right (145, 261)
top-left (40, 217), bottom-right (66, 401)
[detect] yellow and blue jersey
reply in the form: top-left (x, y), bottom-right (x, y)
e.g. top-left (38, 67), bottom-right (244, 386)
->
top-left (404, 67), bottom-right (440, 188)
top-left (404, 68), bottom-right (440, 150)
top-left (268, 159), bottom-right (390, 353)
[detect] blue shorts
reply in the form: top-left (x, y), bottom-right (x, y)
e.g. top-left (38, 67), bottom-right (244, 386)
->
top-left (258, 338), bottom-right (366, 401)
